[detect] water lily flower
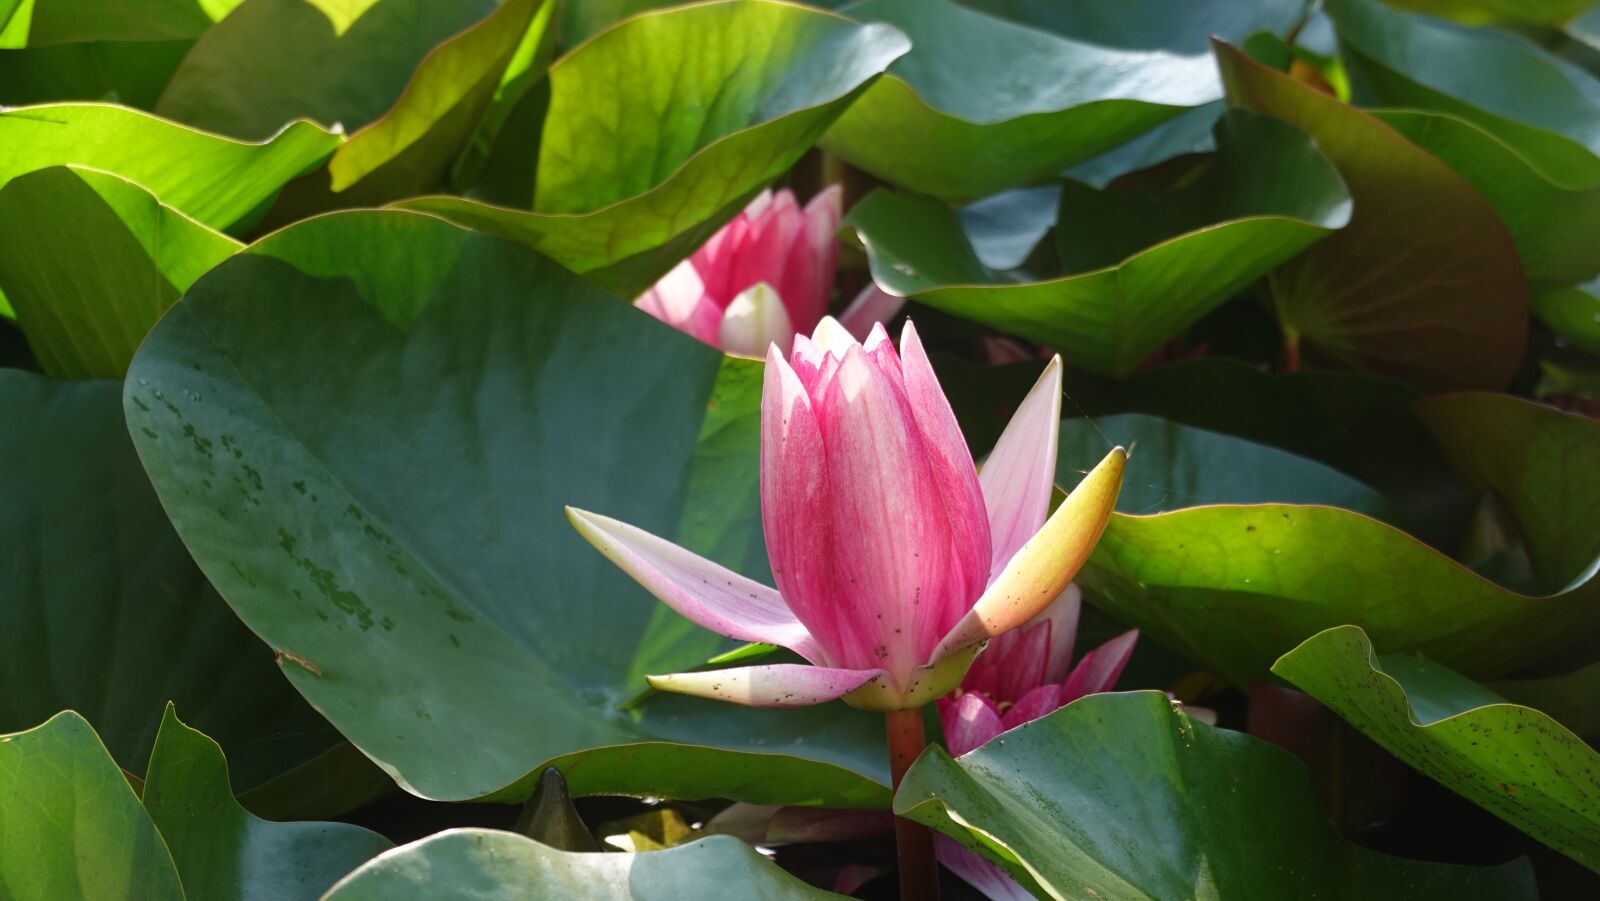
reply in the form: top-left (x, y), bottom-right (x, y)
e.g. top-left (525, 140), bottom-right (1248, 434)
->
top-left (936, 588), bottom-right (1138, 901)
top-left (635, 186), bottom-right (904, 355)
top-left (567, 317), bottom-right (1126, 712)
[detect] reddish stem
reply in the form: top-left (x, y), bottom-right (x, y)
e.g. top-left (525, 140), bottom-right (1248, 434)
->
top-left (1282, 329), bottom-right (1302, 374)
top-left (885, 708), bottom-right (939, 901)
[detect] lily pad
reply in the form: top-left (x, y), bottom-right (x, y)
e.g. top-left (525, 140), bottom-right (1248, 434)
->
top-left (325, 0), bottom-right (556, 201)
top-left (820, 0), bottom-right (1223, 201)
top-left (125, 209), bottom-right (890, 804)
top-left (895, 691), bottom-right (1536, 899)
top-left (0, 165), bottom-right (240, 378)
top-left (0, 0), bottom-right (239, 46)
top-left (1329, 0), bottom-right (1600, 181)
top-left (323, 830), bottom-right (844, 900)
top-left (400, 0), bottom-right (909, 296)
top-left (155, 0), bottom-right (495, 140)
top-left (1371, 109), bottom-right (1600, 286)
top-left (0, 370), bottom-right (350, 799)
top-left (142, 704), bottom-right (393, 901)
top-left (0, 38), bottom-right (192, 107)
top-left (1073, 384), bottom-right (1600, 687)
top-left (1217, 40), bottom-right (1528, 391)
top-left (844, 110), bottom-right (1350, 374)
top-left (0, 102), bottom-right (339, 230)
top-left (1494, 660), bottom-right (1600, 741)
top-left (0, 712), bottom-right (183, 901)
top-left (1273, 626), bottom-right (1600, 872)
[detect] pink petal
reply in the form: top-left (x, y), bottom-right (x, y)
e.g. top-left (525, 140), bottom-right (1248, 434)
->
top-left (814, 345), bottom-right (956, 676)
top-left (979, 356), bottom-right (1063, 580)
top-left (939, 691), bottom-right (1003, 757)
top-left (717, 283), bottom-right (794, 357)
top-left (760, 349), bottom-right (838, 665)
top-left (785, 185), bottom-right (843, 331)
top-left (999, 683), bottom-right (1062, 731)
top-left (810, 315), bottom-right (858, 360)
top-left (897, 320), bottom-right (991, 635)
top-left (635, 260), bottom-right (722, 346)
top-left (646, 663), bottom-right (882, 707)
top-left (1059, 629), bottom-right (1139, 705)
top-left (730, 190), bottom-right (802, 322)
top-left (959, 617), bottom-right (1050, 704)
top-left (565, 507), bottom-right (822, 662)
top-left (1031, 584), bottom-right (1083, 686)
top-left (839, 283), bottom-right (907, 341)
top-left (936, 837), bottom-right (1035, 901)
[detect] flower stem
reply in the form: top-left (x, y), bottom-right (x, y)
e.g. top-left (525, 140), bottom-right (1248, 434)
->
top-left (885, 707), bottom-right (939, 900)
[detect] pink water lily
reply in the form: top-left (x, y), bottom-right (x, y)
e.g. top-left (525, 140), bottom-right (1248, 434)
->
top-left (567, 317), bottom-right (1126, 712)
top-left (937, 588), bottom-right (1138, 901)
top-left (636, 186), bottom-right (904, 355)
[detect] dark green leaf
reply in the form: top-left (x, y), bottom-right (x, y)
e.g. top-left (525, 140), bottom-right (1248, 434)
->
top-left (125, 209), bottom-right (888, 804)
top-left (155, 0), bottom-right (495, 140)
top-left (0, 0), bottom-right (238, 46)
top-left (0, 39), bottom-right (191, 107)
top-left (0, 370), bottom-right (354, 800)
top-left (1218, 40), bottom-right (1529, 391)
top-left (142, 704), bottom-right (392, 901)
top-left (844, 110), bottom-right (1350, 374)
top-left (325, 0), bottom-right (556, 202)
top-left (1274, 626), bottom-right (1600, 873)
top-left (399, 0), bottom-right (907, 295)
top-left (1060, 413), bottom-right (1389, 517)
top-left (895, 691), bottom-right (1536, 899)
top-left (0, 712), bottom-right (183, 901)
top-left (1415, 392), bottom-right (1600, 591)
top-left (323, 830), bottom-right (846, 900)
top-left (0, 165), bottom-right (240, 378)
top-left (1494, 661), bottom-right (1600, 741)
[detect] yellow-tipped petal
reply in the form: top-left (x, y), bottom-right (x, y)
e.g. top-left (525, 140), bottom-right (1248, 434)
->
top-left (931, 446), bottom-right (1126, 661)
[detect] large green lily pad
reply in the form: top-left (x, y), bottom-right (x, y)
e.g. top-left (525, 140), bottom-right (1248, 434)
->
top-left (1329, 0), bottom-right (1600, 181)
top-left (1218, 40), bottom-right (1528, 392)
top-left (844, 110), bottom-right (1350, 374)
top-left (818, 0), bottom-right (1222, 200)
top-left (0, 165), bottom-right (240, 378)
top-left (0, 712), bottom-right (183, 901)
top-left (1371, 110), bottom-right (1600, 286)
top-left (155, 0), bottom-right (495, 140)
top-left (400, 0), bottom-right (909, 296)
top-left (1, 370), bottom-right (348, 798)
top-left (323, 830), bottom-right (844, 900)
top-left (895, 691), bottom-right (1535, 899)
top-left (143, 704), bottom-right (392, 900)
top-left (0, 102), bottom-right (338, 231)
top-left (125, 209), bottom-right (890, 804)
top-left (1074, 387), bottom-right (1600, 687)
top-left (1274, 626), bottom-right (1600, 872)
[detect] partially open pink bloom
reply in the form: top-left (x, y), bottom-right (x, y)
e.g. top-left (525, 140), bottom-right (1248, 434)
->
top-left (936, 585), bottom-right (1137, 900)
top-left (636, 186), bottom-right (904, 356)
top-left (568, 318), bottom-right (1125, 711)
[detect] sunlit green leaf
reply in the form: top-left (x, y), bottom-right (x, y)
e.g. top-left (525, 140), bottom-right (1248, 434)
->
top-left (1532, 278), bottom-right (1600, 354)
top-left (0, 0), bottom-right (240, 47)
top-left (142, 704), bottom-right (392, 901)
top-left (1274, 626), bottom-right (1600, 873)
top-left (0, 712), bottom-right (183, 901)
top-left (155, 0), bottom-right (495, 140)
top-left (896, 691), bottom-right (1536, 899)
top-left (400, 0), bottom-right (907, 295)
top-left (0, 165), bottom-right (240, 378)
